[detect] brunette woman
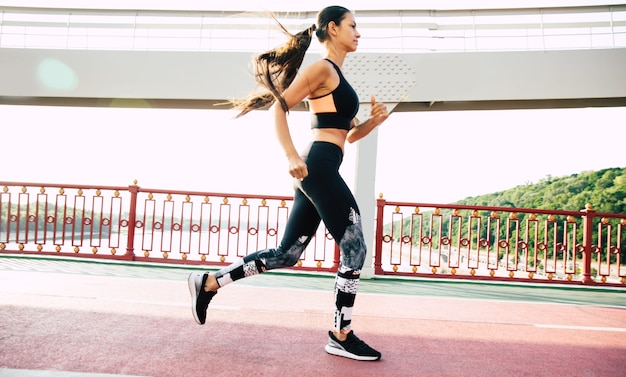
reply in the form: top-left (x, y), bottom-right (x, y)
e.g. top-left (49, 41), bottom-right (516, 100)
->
top-left (189, 5), bottom-right (389, 361)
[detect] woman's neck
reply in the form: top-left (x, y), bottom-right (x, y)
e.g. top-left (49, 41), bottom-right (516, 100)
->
top-left (323, 48), bottom-right (347, 68)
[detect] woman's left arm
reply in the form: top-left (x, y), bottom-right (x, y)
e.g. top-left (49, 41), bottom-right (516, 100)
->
top-left (347, 95), bottom-right (389, 143)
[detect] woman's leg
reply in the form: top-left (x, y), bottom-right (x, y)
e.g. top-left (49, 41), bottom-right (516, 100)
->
top-left (188, 187), bottom-right (321, 324)
top-left (321, 205), bottom-right (380, 361)
top-left (296, 142), bottom-right (379, 360)
top-left (303, 174), bottom-right (365, 333)
top-left (212, 188), bottom-right (322, 287)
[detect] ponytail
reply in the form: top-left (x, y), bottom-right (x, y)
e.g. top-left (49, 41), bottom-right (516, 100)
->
top-left (232, 18), bottom-right (316, 118)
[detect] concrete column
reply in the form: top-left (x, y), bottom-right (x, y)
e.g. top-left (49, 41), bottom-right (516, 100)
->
top-left (353, 126), bottom-right (379, 278)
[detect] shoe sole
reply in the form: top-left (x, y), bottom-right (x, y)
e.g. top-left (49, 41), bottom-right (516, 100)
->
top-left (325, 344), bottom-right (381, 361)
top-left (187, 273), bottom-right (203, 325)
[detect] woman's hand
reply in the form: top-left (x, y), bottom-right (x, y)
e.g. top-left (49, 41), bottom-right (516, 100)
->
top-left (369, 95), bottom-right (389, 125)
top-left (346, 95), bottom-right (389, 143)
top-left (288, 155), bottom-right (309, 181)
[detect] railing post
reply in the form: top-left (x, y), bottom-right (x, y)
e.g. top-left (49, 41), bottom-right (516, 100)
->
top-left (374, 196), bottom-right (386, 275)
top-left (125, 182), bottom-right (139, 259)
top-left (581, 204), bottom-right (596, 284)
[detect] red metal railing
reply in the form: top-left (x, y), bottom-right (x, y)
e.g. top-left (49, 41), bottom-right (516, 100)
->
top-left (1, 181), bottom-right (624, 287)
top-left (374, 197), bottom-right (626, 286)
top-left (0, 181), bottom-right (340, 272)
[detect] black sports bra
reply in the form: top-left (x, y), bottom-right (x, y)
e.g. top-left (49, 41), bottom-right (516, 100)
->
top-left (308, 59), bottom-right (359, 131)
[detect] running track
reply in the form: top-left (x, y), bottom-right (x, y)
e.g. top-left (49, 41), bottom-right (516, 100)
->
top-left (0, 256), bottom-right (624, 377)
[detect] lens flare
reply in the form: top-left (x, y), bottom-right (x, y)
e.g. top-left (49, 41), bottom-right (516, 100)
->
top-left (37, 58), bottom-right (78, 91)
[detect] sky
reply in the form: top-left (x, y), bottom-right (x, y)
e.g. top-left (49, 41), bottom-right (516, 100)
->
top-left (2, 105), bottom-right (624, 204)
top-left (1, 0), bottom-right (625, 204)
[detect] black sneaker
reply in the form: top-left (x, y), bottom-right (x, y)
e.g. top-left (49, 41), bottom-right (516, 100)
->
top-left (188, 272), bottom-right (217, 325)
top-left (325, 331), bottom-right (381, 361)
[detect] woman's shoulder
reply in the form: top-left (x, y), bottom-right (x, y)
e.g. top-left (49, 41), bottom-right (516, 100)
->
top-left (302, 59), bottom-right (334, 77)
top-left (299, 59), bottom-right (339, 97)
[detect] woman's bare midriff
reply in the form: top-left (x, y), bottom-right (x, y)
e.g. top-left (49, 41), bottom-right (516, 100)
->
top-left (312, 128), bottom-right (348, 152)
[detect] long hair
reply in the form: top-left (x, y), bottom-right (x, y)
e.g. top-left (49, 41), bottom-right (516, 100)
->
top-left (232, 6), bottom-right (350, 118)
top-left (232, 17), bottom-right (315, 118)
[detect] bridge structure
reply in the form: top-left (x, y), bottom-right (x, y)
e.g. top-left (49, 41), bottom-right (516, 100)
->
top-left (1, 1), bottom-right (625, 277)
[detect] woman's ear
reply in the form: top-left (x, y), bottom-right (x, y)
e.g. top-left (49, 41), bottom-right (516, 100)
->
top-left (328, 21), bottom-right (337, 36)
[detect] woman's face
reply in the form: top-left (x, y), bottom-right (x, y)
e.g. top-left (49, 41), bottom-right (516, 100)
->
top-left (333, 12), bottom-right (360, 52)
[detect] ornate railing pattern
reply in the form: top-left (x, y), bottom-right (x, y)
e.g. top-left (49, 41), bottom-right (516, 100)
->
top-left (1, 181), bottom-right (624, 286)
top-left (0, 181), bottom-right (340, 272)
top-left (374, 198), bottom-right (626, 286)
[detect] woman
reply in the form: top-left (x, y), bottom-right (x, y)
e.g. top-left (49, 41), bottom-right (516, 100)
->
top-left (188, 5), bottom-right (389, 361)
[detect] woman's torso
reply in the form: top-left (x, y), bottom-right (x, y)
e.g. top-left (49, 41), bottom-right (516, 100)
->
top-left (307, 59), bottom-right (359, 152)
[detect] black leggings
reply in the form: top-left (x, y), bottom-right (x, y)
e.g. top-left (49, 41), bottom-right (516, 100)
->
top-left (214, 141), bottom-right (366, 331)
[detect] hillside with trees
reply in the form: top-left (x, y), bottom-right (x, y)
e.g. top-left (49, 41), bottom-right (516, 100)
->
top-left (383, 167), bottom-right (625, 274)
top-left (454, 167), bottom-right (626, 213)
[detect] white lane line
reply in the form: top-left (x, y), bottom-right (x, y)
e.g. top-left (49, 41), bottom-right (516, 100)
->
top-left (534, 324), bottom-right (626, 332)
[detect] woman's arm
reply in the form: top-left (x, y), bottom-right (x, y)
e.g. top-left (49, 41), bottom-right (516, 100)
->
top-left (347, 95), bottom-right (389, 143)
top-left (273, 61), bottom-right (331, 180)
top-left (272, 102), bottom-right (307, 179)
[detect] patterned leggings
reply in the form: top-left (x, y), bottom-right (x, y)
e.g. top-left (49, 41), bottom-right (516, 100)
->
top-left (213, 141), bottom-right (366, 331)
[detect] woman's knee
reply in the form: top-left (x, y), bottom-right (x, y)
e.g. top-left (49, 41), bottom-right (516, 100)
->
top-left (338, 222), bottom-right (367, 271)
top-left (257, 237), bottom-right (309, 269)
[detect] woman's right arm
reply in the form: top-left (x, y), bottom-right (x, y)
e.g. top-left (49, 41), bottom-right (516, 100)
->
top-left (271, 102), bottom-right (306, 179)
top-left (272, 61), bottom-right (330, 180)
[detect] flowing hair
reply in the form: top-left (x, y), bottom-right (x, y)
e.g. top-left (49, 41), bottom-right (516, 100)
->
top-left (231, 7), bottom-right (351, 118)
top-left (232, 16), bottom-right (316, 118)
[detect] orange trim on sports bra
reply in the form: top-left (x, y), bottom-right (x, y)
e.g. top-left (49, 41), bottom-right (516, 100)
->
top-left (308, 93), bottom-right (337, 113)
top-left (307, 59), bottom-right (359, 131)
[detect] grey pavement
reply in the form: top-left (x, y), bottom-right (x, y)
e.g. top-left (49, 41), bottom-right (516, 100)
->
top-left (0, 255), bottom-right (623, 308)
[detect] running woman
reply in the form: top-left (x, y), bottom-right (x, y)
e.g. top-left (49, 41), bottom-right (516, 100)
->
top-left (188, 5), bottom-right (389, 361)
